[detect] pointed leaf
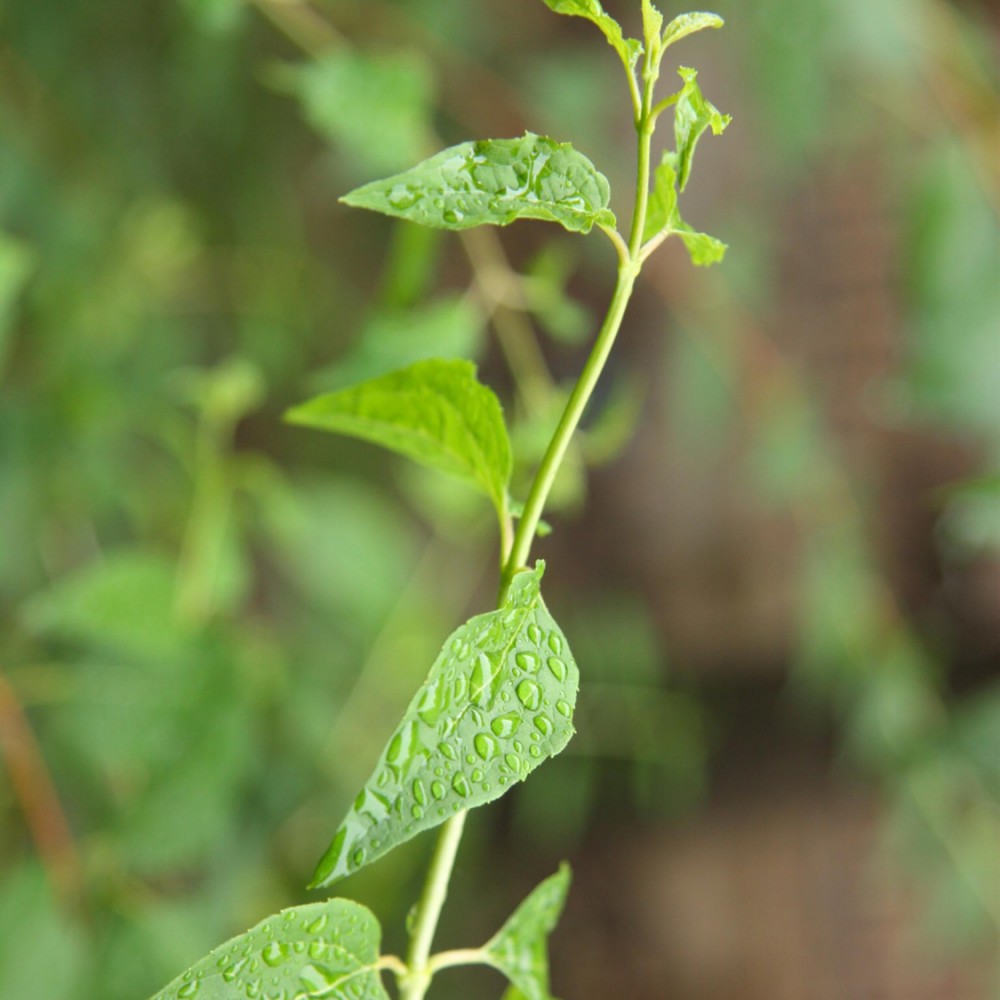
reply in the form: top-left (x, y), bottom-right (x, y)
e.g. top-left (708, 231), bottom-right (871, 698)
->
top-left (676, 224), bottom-right (727, 266)
top-left (539, 1), bottom-right (642, 70)
top-left (661, 11), bottom-right (724, 50)
top-left (342, 134), bottom-right (615, 235)
top-left (149, 900), bottom-right (389, 1000)
top-left (484, 865), bottom-right (572, 1000)
top-left (311, 563), bottom-right (579, 887)
top-left (286, 359), bottom-right (511, 518)
top-left (673, 66), bottom-right (731, 191)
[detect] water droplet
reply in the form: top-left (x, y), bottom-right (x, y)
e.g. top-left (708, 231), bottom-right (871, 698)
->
top-left (417, 683), bottom-right (445, 726)
top-left (388, 184), bottom-right (419, 210)
top-left (412, 804), bottom-right (424, 819)
top-left (387, 721), bottom-right (420, 765)
top-left (223, 958), bottom-right (247, 982)
top-left (513, 739), bottom-right (524, 752)
top-left (516, 652), bottom-right (539, 674)
top-left (261, 942), bottom-right (291, 968)
top-left (505, 752), bottom-right (520, 771)
top-left (481, 782), bottom-right (490, 792)
top-left (352, 848), bottom-right (366, 868)
top-left (465, 753), bottom-right (476, 765)
top-left (471, 768), bottom-right (483, 782)
top-left (431, 780), bottom-right (446, 800)
top-left (442, 207), bottom-right (464, 224)
top-left (474, 732), bottom-right (498, 760)
top-left (307, 913), bottom-right (328, 934)
top-left (412, 779), bottom-right (427, 805)
top-left (534, 714), bottom-right (553, 736)
top-left (308, 941), bottom-right (327, 960)
top-left (548, 633), bottom-right (563, 655)
top-left (516, 679), bottom-right (542, 711)
top-left (556, 699), bottom-right (572, 717)
top-left (490, 712), bottom-right (521, 740)
top-left (527, 624), bottom-right (542, 644)
top-left (452, 773), bottom-right (470, 797)
top-left (547, 657), bottom-right (567, 681)
top-left (178, 979), bottom-right (200, 998)
top-left (529, 745), bottom-right (542, 758)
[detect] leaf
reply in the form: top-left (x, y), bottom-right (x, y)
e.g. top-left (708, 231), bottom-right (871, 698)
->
top-left (484, 865), bottom-right (572, 1000)
top-left (641, 1), bottom-right (664, 60)
top-left (341, 133), bottom-right (615, 235)
top-left (539, 0), bottom-right (642, 70)
top-left (286, 359), bottom-right (512, 519)
top-left (661, 11), bottom-right (724, 49)
top-left (642, 155), bottom-right (727, 266)
top-left (149, 900), bottom-right (389, 1000)
top-left (672, 66), bottom-right (731, 191)
top-left (279, 50), bottom-right (434, 175)
top-left (310, 563), bottom-right (579, 887)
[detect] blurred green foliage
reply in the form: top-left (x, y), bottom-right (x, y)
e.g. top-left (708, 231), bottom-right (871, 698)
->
top-left (1, 0), bottom-right (998, 997)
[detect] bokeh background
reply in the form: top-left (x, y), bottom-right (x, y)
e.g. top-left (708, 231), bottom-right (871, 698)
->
top-left (1, 0), bottom-right (999, 997)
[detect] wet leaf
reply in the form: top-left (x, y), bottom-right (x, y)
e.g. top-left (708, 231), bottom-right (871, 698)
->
top-left (310, 563), bottom-right (579, 887)
top-left (149, 899), bottom-right (389, 1000)
top-left (287, 359), bottom-right (511, 520)
top-left (485, 865), bottom-right (571, 1000)
top-left (342, 133), bottom-right (615, 236)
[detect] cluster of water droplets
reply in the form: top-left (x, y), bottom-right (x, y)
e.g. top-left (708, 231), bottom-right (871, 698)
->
top-left (314, 566), bottom-right (578, 884)
top-left (165, 904), bottom-right (382, 1000)
top-left (376, 135), bottom-right (609, 233)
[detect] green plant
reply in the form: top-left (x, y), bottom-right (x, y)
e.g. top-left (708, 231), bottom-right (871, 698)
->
top-left (148, 3), bottom-right (729, 998)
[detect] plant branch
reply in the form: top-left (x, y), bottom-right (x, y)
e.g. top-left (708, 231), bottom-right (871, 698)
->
top-left (399, 810), bottom-right (468, 1000)
top-left (0, 671), bottom-right (82, 907)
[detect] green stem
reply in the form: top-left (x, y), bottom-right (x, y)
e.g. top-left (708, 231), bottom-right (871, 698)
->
top-left (399, 50), bottom-right (662, 1000)
top-left (399, 810), bottom-right (468, 1000)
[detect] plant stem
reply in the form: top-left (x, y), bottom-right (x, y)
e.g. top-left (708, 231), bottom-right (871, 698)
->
top-left (399, 810), bottom-right (468, 1000)
top-left (400, 54), bottom-right (661, 1000)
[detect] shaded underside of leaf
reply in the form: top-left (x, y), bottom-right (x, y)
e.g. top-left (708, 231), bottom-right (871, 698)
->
top-left (485, 864), bottom-right (572, 1000)
top-left (286, 358), bottom-right (511, 517)
top-left (341, 133), bottom-right (615, 235)
top-left (310, 564), bottom-right (579, 887)
top-left (673, 66), bottom-right (731, 192)
top-left (149, 900), bottom-right (389, 1000)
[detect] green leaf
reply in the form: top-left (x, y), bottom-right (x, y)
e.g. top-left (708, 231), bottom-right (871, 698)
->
top-left (342, 134), bottom-right (615, 236)
top-left (286, 359), bottom-right (512, 518)
top-left (280, 50), bottom-right (433, 176)
top-left (484, 865), bottom-right (572, 1000)
top-left (539, 0), bottom-right (642, 70)
top-left (642, 155), bottom-right (727, 266)
top-left (641, 1), bottom-right (665, 61)
top-left (661, 11), bottom-right (724, 49)
top-left (310, 563), bottom-right (579, 887)
top-left (149, 900), bottom-right (389, 1000)
top-left (673, 66), bottom-right (731, 191)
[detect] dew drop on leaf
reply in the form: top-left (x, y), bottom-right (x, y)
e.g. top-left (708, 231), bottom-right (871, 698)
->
top-left (516, 679), bottom-right (542, 711)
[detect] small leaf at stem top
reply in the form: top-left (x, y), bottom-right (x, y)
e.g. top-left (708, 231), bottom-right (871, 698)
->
top-left (342, 134), bottom-right (615, 236)
top-left (641, 0), bottom-right (665, 62)
top-left (538, 0), bottom-right (642, 70)
top-left (310, 564), bottom-right (579, 887)
top-left (286, 359), bottom-right (512, 522)
top-left (661, 11), bottom-right (724, 50)
top-left (148, 899), bottom-right (390, 1000)
top-left (485, 864), bottom-right (572, 1000)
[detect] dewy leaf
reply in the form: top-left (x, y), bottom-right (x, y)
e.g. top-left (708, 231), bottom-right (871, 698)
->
top-left (539, 0), bottom-right (642, 70)
top-left (642, 155), bottom-right (727, 266)
top-left (661, 11), bottom-right (724, 50)
top-left (149, 899), bottom-right (390, 1000)
top-left (310, 563), bottom-right (579, 888)
top-left (286, 359), bottom-right (512, 518)
top-left (484, 864), bottom-right (572, 1000)
top-left (673, 66), bottom-right (731, 191)
top-left (342, 133), bottom-right (615, 235)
